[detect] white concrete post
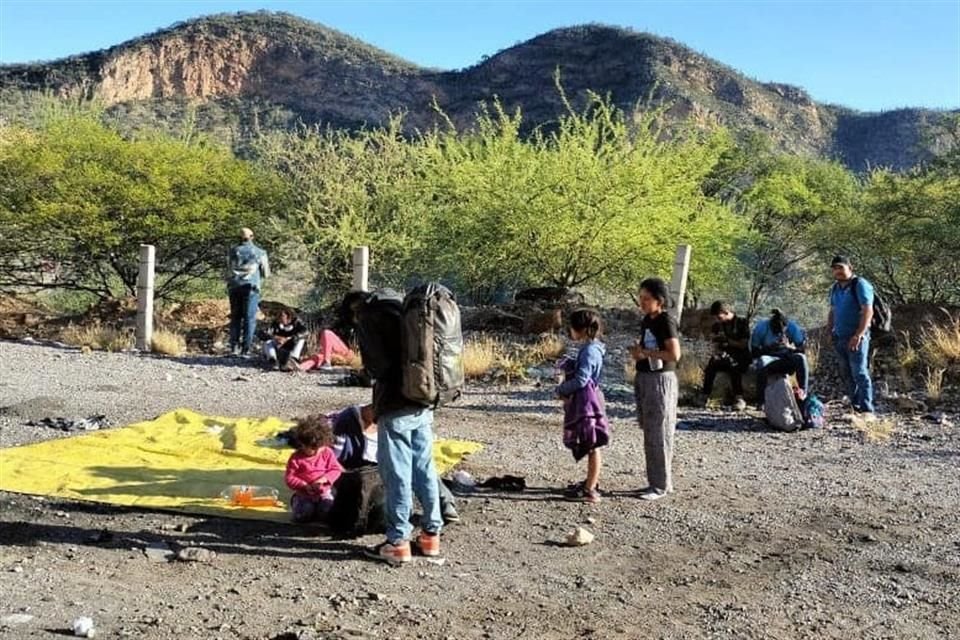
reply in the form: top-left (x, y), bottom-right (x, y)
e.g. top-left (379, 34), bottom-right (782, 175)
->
top-left (352, 246), bottom-right (369, 292)
top-left (135, 244), bottom-right (155, 351)
top-left (669, 244), bottom-right (692, 323)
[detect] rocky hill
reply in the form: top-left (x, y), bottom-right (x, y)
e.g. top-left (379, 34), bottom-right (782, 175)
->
top-left (1, 11), bottom-right (953, 170)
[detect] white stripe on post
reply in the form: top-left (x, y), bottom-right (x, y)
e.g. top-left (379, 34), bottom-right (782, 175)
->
top-left (136, 244), bottom-right (155, 351)
top-left (669, 244), bottom-right (692, 324)
top-left (352, 246), bottom-right (369, 292)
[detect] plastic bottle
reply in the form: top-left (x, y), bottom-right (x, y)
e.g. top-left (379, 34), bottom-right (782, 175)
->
top-left (219, 485), bottom-right (281, 507)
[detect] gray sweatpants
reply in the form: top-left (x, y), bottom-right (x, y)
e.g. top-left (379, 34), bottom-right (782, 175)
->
top-left (634, 371), bottom-right (678, 492)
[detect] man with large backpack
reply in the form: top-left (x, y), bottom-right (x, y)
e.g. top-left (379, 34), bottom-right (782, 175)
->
top-left (828, 255), bottom-right (877, 414)
top-left (343, 284), bottom-right (463, 565)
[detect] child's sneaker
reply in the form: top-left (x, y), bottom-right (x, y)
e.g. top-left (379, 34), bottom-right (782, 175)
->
top-left (363, 540), bottom-right (411, 566)
top-left (413, 531), bottom-right (441, 557)
top-left (565, 484), bottom-right (601, 503)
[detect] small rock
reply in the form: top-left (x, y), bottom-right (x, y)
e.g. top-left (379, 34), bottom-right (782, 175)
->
top-left (72, 616), bottom-right (95, 638)
top-left (9, 566), bottom-right (23, 573)
top-left (1, 613), bottom-right (34, 625)
top-left (176, 547), bottom-right (216, 563)
top-left (144, 542), bottom-right (174, 562)
top-left (80, 345), bottom-right (92, 355)
top-left (233, 375), bottom-right (251, 382)
top-left (565, 527), bottom-right (595, 546)
top-left (164, 373), bottom-right (173, 382)
top-left (585, 516), bottom-right (596, 525)
top-left (367, 592), bottom-right (385, 601)
top-left (54, 511), bottom-right (70, 518)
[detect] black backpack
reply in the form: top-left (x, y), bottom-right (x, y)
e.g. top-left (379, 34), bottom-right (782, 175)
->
top-left (327, 466), bottom-right (385, 537)
top-left (400, 283), bottom-right (465, 408)
top-left (850, 276), bottom-right (893, 335)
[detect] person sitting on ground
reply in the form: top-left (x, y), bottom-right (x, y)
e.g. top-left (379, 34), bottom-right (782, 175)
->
top-left (285, 415), bottom-right (343, 523)
top-left (699, 300), bottom-right (751, 411)
top-left (329, 404), bottom-right (460, 523)
top-left (299, 328), bottom-right (357, 372)
top-left (750, 308), bottom-right (809, 408)
top-left (260, 307), bottom-right (308, 371)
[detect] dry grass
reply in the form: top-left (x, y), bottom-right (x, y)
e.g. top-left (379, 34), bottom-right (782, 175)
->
top-left (921, 317), bottom-right (960, 367)
top-left (676, 351), bottom-right (705, 395)
top-left (805, 340), bottom-right (820, 374)
top-left (897, 331), bottom-right (920, 370)
top-left (924, 367), bottom-right (947, 402)
top-left (331, 351), bottom-right (363, 370)
top-left (527, 334), bottom-right (567, 363)
top-left (623, 355), bottom-right (636, 385)
top-left (463, 335), bottom-right (504, 379)
top-left (60, 322), bottom-right (132, 352)
top-left (852, 414), bottom-right (894, 443)
top-left (151, 329), bottom-right (187, 356)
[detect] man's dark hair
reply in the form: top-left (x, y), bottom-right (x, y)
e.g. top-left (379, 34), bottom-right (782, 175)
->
top-left (710, 300), bottom-right (733, 316)
top-left (568, 308), bottom-right (603, 340)
top-left (770, 308), bottom-right (788, 334)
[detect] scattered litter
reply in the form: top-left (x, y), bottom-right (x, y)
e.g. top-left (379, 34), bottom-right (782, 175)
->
top-left (423, 556), bottom-right (447, 566)
top-left (176, 547), bottom-right (216, 563)
top-left (451, 470), bottom-right (476, 489)
top-left (565, 526), bottom-right (595, 547)
top-left (143, 542), bottom-right (175, 563)
top-left (478, 474), bottom-right (526, 492)
top-left (26, 415), bottom-right (109, 432)
top-left (71, 616), bottom-right (95, 637)
top-left (204, 424), bottom-right (225, 435)
top-left (1, 613), bottom-right (34, 625)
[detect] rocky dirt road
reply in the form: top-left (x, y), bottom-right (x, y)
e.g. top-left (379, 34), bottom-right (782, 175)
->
top-left (1, 340), bottom-right (958, 639)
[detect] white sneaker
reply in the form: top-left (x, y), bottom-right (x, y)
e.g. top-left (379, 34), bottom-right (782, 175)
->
top-left (639, 489), bottom-right (667, 501)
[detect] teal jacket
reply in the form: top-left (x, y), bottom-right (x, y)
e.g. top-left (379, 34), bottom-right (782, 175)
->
top-left (226, 240), bottom-right (269, 291)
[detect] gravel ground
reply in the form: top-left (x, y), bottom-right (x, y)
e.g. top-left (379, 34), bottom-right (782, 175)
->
top-left (1, 338), bottom-right (959, 640)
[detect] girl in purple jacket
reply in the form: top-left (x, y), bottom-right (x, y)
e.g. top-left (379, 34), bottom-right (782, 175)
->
top-left (555, 309), bottom-right (609, 504)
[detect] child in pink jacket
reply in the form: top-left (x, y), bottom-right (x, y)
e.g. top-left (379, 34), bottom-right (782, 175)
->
top-left (285, 415), bottom-right (343, 523)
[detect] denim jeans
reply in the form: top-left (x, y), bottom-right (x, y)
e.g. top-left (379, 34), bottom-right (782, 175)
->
top-left (834, 335), bottom-right (874, 412)
top-left (377, 406), bottom-right (442, 543)
top-left (228, 284), bottom-right (260, 352)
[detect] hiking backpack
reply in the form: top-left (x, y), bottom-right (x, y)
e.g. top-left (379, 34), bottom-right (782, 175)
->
top-left (842, 276), bottom-right (893, 336)
top-left (763, 376), bottom-right (803, 432)
top-left (327, 465), bottom-right (385, 537)
top-left (400, 283), bottom-right (465, 408)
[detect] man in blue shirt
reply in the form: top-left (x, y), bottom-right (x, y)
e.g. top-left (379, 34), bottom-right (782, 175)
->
top-left (225, 227), bottom-right (270, 357)
top-left (750, 309), bottom-right (809, 409)
top-left (828, 255), bottom-right (875, 413)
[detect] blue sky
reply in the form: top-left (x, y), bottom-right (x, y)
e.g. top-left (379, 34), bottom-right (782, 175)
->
top-left (0, 0), bottom-right (957, 111)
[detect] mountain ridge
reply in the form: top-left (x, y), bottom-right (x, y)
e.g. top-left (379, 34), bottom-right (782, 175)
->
top-left (1, 11), bottom-right (953, 170)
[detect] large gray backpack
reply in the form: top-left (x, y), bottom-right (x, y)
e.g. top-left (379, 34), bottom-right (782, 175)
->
top-left (764, 376), bottom-right (803, 432)
top-left (401, 283), bottom-right (464, 408)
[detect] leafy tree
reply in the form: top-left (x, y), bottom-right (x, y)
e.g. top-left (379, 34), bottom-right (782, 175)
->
top-left (411, 92), bottom-right (744, 301)
top-left (0, 112), bottom-right (287, 300)
top-left (736, 156), bottom-right (861, 318)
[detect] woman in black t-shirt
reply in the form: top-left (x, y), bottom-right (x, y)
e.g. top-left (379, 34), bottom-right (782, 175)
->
top-left (629, 277), bottom-right (682, 501)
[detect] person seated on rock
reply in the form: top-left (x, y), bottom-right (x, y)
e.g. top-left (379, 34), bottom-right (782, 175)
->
top-left (329, 403), bottom-right (461, 524)
top-left (260, 307), bottom-right (308, 371)
top-left (699, 300), bottom-right (751, 410)
top-left (750, 308), bottom-right (809, 409)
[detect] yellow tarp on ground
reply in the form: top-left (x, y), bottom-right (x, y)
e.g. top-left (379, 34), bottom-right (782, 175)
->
top-left (0, 408), bottom-right (482, 522)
